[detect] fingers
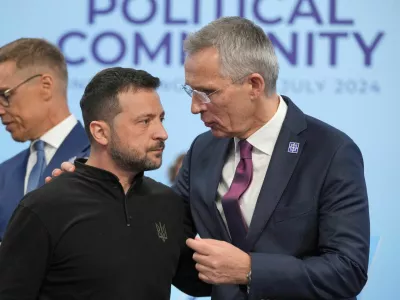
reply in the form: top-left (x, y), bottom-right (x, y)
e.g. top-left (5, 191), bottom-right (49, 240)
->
top-left (44, 168), bottom-right (63, 183)
top-left (44, 162), bottom-right (75, 184)
top-left (186, 238), bottom-right (210, 255)
top-left (52, 169), bottom-right (63, 177)
top-left (61, 162), bottom-right (75, 172)
top-left (198, 272), bottom-right (212, 284)
top-left (192, 252), bottom-right (210, 266)
top-left (195, 262), bottom-right (211, 273)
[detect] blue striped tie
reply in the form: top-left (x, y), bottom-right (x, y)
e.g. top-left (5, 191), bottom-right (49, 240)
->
top-left (26, 140), bottom-right (46, 193)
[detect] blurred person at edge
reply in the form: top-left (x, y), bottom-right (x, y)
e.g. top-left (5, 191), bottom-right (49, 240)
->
top-left (0, 38), bottom-right (90, 241)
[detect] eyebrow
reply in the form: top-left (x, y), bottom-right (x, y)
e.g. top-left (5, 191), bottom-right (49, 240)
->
top-left (135, 111), bottom-right (165, 119)
top-left (185, 83), bottom-right (216, 92)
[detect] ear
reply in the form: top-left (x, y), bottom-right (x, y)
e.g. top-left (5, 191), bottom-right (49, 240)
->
top-left (247, 73), bottom-right (265, 99)
top-left (89, 121), bottom-right (110, 146)
top-left (39, 74), bottom-right (53, 101)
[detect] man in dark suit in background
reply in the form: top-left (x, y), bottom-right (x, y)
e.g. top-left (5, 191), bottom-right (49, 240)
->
top-left (49, 17), bottom-right (370, 300)
top-left (0, 38), bottom-right (89, 240)
top-left (177, 17), bottom-right (370, 300)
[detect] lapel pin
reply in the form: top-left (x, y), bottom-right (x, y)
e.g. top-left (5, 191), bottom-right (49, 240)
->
top-left (288, 142), bottom-right (299, 154)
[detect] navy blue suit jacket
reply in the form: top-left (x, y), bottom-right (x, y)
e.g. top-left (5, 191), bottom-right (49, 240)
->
top-left (0, 122), bottom-right (90, 240)
top-left (173, 96), bottom-right (370, 300)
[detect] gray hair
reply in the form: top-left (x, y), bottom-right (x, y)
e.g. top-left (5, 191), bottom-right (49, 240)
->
top-left (184, 17), bottom-right (279, 96)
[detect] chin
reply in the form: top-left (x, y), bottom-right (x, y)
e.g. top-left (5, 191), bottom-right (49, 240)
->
top-left (210, 128), bottom-right (231, 138)
top-left (145, 160), bottom-right (162, 171)
top-left (10, 133), bottom-right (28, 143)
top-left (150, 155), bottom-right (163, 165)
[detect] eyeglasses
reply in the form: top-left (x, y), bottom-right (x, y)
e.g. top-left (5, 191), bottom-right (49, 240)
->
top-left (179, 74), bottom-right (250, 104)
top-left (0, 74), bottom-right (42, 107)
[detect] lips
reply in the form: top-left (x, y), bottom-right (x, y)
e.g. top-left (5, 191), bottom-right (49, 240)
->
top-left (149, 143), bottom-right (165, 152)
top-left (2, 121), bottom-right (12, 126)
top-left (2, 121), bottom-right (14, 131)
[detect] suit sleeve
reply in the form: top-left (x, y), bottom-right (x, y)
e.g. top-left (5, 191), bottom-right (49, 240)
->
top-left (248, 140), bottom-right (370, 300)
top-left (172, 198), bottom-right (212, 297)
top-left (0, 204), bottom-right (52, 299)
top-left (172, 140), bottom-right (212, 297)
top-left (172, 142), bottom-right (192, 204)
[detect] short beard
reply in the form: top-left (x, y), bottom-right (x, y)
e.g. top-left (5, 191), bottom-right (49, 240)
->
top-left (109, 130), bottom-right (162, 173)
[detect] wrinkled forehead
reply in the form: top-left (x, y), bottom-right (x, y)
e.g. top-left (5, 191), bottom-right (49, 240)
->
top-left (118, 89), bottom-right (164, 115)
top-left (0, 61), bottom-right (18, 87)
top-left (184, 49), bottom-right (226, 90)
top-left (0, 61), bottom-right (39, 88)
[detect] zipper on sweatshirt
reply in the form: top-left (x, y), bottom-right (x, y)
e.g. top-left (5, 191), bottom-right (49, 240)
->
top-left (117, 181), bottom-right (138, 227)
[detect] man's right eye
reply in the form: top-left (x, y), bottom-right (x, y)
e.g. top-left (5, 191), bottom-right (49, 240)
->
top-left (201, 89), bottom-right (215, 95)
top-left (140, 119), bottom-right (150, 125)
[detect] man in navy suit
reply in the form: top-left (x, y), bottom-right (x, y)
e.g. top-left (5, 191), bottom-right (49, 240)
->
top-left (177, 17), bottom-right (369, 300)
top-left (0, 38), bottom-right (89, 240)
top-left (50, 17), bottom-right (369, 300)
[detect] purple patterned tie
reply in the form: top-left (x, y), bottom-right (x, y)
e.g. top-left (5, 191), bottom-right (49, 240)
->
top-left (221, 139), bottom-right (253, 250)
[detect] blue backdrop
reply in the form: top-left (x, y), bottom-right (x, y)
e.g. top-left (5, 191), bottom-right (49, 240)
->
top-left (0, 1), bottom-right (398, 299)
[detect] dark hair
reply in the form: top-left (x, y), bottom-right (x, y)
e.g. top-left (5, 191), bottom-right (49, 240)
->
top-left (80, 67), bottom-right (160, 142)
top-left (0, 38), bottom-right (68, 86)
top-left (168, 153), bottom-right (186, 183)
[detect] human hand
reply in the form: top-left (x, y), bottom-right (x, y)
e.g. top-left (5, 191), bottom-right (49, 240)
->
top-left (44, 161), bottom-right (75, 183)
top-left (186, 237), bottom-right (251, 285)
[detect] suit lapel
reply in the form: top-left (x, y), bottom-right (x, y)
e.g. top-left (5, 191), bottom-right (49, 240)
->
top-left (9, 150), bottom-right (29, 201)
top-left (246, 96), bottom-right (307, 250)
top-left (200, 137), bottom-right (232, 241)
top-left (41, 122), bottom-right (89, 181)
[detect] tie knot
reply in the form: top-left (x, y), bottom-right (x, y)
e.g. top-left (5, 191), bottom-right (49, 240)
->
top-left (239, 140), bottom-right (252, 159)
top-left (33, 140), bottom-right (45, 152)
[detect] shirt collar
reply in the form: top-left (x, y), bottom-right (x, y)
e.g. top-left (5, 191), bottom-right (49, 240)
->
top-left (74, 158), bottom-right (144, 184)
top-left (30, 115), bottom-right (78, 152)
top-left (234, 95), bottom-right (288, 156)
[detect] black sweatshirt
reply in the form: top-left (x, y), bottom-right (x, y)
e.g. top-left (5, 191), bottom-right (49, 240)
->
top-left (0, 160), bottom-right (210, 300)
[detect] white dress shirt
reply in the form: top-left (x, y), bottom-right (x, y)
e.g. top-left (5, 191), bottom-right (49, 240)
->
top-left (216, 96), bottom-right (288, 229)
top-left (24, 115), bottom-right (78, 194)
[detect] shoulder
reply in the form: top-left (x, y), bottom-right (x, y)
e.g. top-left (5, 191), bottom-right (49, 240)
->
top-left (192, 130), bottom-right (217, 146)
top-left (20, 172), bottom-right (83, 214)
top-left (304, 114), bottom-right (356, 149)
top-left (283, 95), bottom-right (355, 150)
top-left (142, 176), bottom-right (178, 196)
top-left (141, 177), bottom-right (183, 205)
top-left (0, 149), bottom-right (29, 186)
top-left (188, 130), bottom-right (229, 159)
top-left (0, 148), bottom-right (29, 170)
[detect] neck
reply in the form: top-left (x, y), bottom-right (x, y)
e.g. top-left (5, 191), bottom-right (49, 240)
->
top-left (239, 93), bottom-right (280, 139)
top-left (86, 148), bottom-right (138, 194)
top-left (33, 96), bottom-right (71, 140)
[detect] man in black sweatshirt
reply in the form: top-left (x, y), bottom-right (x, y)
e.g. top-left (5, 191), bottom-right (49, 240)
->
top-left (0, 67), bottom-right (210, 300)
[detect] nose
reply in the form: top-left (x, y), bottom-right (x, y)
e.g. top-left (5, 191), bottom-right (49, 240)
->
top-left (154, 121), bottom-right (168, 141)
top-left (191, 95), bottom-right (206, 115)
